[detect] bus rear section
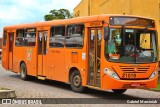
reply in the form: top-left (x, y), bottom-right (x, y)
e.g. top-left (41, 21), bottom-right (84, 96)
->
top-left (2, 30), bottom-right (14, 71)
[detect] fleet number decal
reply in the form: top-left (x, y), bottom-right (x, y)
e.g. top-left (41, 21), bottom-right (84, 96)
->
top-left (122, 73), bottom-right (136, 79)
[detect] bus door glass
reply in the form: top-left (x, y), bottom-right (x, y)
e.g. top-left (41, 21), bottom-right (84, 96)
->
top-left (38, 31), bottom-right (47, 76)
top-left (9, 32), bottom-right (14, 70)
top-left (88, 28), bottom-right (102, 87)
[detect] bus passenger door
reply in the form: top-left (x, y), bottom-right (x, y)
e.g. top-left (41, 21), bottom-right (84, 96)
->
top-left (88, 28), bottom-right (102, 87)
top-left (37, 31), bottom-right (47, 76)
top-left (8, 33), bottom-right (14, 70)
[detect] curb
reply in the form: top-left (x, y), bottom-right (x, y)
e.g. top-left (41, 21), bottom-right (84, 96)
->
top-left (0, 90), bottom-right (16, 99)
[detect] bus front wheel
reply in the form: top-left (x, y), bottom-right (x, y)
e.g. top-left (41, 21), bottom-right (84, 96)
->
top-left (112, 89), bottom-right (127, 94)
top-left (70, 70), bottom-right (84, 92)
top-left (20, 63), bottom-right (28, 80)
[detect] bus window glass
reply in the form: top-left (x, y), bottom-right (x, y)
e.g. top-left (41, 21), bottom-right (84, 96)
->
top-left (66, 24), bottom-right (84, 48)
top-left (105, 28), bottom-right (158, 63)
top-left (24, 32), bottom-right (36, 46)
top-left (50, 26), bottom-right (65, 48)
top-left (15, 29), bottom-right (24, 46)
top-left (3, 31), bottom-right (7, 46)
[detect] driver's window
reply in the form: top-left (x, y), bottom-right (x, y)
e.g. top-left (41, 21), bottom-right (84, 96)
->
top-left (138, 33), bottom-right (152, 58)
top-left (140, 33), bottom-right (150, 49)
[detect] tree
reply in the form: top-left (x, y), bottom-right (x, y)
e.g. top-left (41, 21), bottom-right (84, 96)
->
top-left (44, 9), bottom-right (73, 21)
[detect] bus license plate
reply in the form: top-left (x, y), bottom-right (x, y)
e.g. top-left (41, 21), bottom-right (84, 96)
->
top-left (122, 73), bottom-right (136, 79)
top-left (131, 83), bottom-right (140, 87)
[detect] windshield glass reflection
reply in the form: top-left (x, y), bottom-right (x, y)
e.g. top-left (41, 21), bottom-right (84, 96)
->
top-left (105, 28), bottom-right (157, 63)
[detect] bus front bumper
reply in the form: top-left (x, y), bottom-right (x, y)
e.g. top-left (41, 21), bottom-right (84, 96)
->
top-left (102, 75), bottom-right (158, 90)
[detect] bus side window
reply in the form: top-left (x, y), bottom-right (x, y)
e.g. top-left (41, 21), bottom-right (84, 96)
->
top-left (24, 32), bottom-right (36, 46)
top-left (15, 29), bottom-right (25, 46)
top-left (66, 24), bottom-right (84, 48)
top-left (49, 26), bottom-right (65, 48)
top-left (3, 31), bottom-right (7, 46)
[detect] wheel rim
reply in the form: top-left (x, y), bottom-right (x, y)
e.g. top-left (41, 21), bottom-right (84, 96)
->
top-left (21, 67), bottom-right (25, 78)
top-left (73, 75), bottom-right (81, 87)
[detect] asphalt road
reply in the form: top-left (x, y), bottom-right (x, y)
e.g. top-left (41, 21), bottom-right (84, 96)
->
top-left (0, 64), bottom-right (160, 106)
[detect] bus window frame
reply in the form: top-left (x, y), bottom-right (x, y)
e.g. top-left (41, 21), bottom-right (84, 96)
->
top-left (3, 30), bottom-right (7, 46)
top-left (24, 28), bottom-right (37, 47)
top-left (15, 29), bottom-right (25, 47)
top-left (65, 24), bottom-right (85, 49)
top-left (49, 25), bottom-right (65, 48)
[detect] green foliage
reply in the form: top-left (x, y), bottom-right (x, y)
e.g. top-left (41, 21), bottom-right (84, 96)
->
top-left (44, 9), bottom-right (73, 21)
top-left (156, 84), bottom-right (160, 90)
top-left (44, 15), bottom-right (54, 21)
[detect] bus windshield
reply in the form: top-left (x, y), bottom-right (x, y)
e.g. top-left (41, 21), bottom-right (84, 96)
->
top-left (105, 28), bottom-right (158, 63)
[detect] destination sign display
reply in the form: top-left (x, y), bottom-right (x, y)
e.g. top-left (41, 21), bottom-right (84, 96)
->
top-left (26, 28), bottom-right (36, 32)
top-left (110, 17), bottom-right (155, 28)
top-left (86, 22), bottom-right (102, 27)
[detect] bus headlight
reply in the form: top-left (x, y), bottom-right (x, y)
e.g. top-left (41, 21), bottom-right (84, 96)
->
top-left (149, 70), bottom-right (158, 79)
top-left (103, 68), bottom-right (120, 80)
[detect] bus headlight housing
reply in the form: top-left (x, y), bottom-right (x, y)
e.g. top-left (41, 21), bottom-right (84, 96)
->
top-left (104, 68), bottom-right (120, 80)
top-left (149, 70), bottom-right (158, 79)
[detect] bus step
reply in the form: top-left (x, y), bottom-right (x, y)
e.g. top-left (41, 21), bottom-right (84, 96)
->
top-left (88, 78), bottom-right (100, 87)
top-left (86, 85), bottom-right (100, 90)
top-left (96, 79), bottom-right (100, 87)
top-left (38, 76), bottom-right (46, 80)
top-left (89, 79), bottom-right (94, 85)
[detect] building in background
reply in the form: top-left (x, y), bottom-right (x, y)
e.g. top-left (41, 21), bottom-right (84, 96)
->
top-left (74, 0), bottom-right (160, 57)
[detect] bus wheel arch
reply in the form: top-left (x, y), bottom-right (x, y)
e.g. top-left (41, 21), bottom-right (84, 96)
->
top-left (20, 61), bottom-right (28, 80)
top-left (69, 67), bottom-right (84, 92)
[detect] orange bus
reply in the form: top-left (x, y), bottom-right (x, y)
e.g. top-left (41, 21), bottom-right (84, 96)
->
top-left (2, 14), bottom-right (158, 94)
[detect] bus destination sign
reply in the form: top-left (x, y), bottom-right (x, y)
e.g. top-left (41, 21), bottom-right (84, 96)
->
top-left (110, 17), bottom-right (155, 28)
top-left (26, 28), bottom-right (36, 32)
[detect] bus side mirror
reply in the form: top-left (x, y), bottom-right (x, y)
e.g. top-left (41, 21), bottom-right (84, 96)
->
top-left (104, 27), bottom-right (110, 40)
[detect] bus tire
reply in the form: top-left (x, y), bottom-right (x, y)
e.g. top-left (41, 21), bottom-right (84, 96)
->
top-left (20, 63), bottom-right (28, 80)
top-left (70, 70), bottom-right (84, 93)
top-left (112, 89), bottom-right (127, 94)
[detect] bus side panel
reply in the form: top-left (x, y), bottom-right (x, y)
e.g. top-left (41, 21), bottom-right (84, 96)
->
top-left (45, 48), bottom-right (54, 79)
top-left (23, 47), bottom-right (37, 76)
top-left (54, 49), bottom-right (65, 81)
top-left (46, 48), bottom-right (66, 82)
top-left (65, 49), bottom-right (86, 84)
top-left (13, 47), bottom-right (24, 73)
top-left (2, 47), bottom-right (9, 70)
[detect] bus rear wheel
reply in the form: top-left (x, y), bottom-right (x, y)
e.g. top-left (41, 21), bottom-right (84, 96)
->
top-left (20, 63), bottom-right (28, 80)
top-left (70, 70), bottom-right (84, 92)
top-left (112, 89), bottom-right (127, 94)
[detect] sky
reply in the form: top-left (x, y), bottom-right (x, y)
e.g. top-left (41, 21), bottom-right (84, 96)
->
top-left (0, 0), bottom-right (82, 37)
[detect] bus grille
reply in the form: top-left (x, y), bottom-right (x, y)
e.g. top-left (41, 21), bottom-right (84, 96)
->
top-left (119, 66), bottom-right (150, 73)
